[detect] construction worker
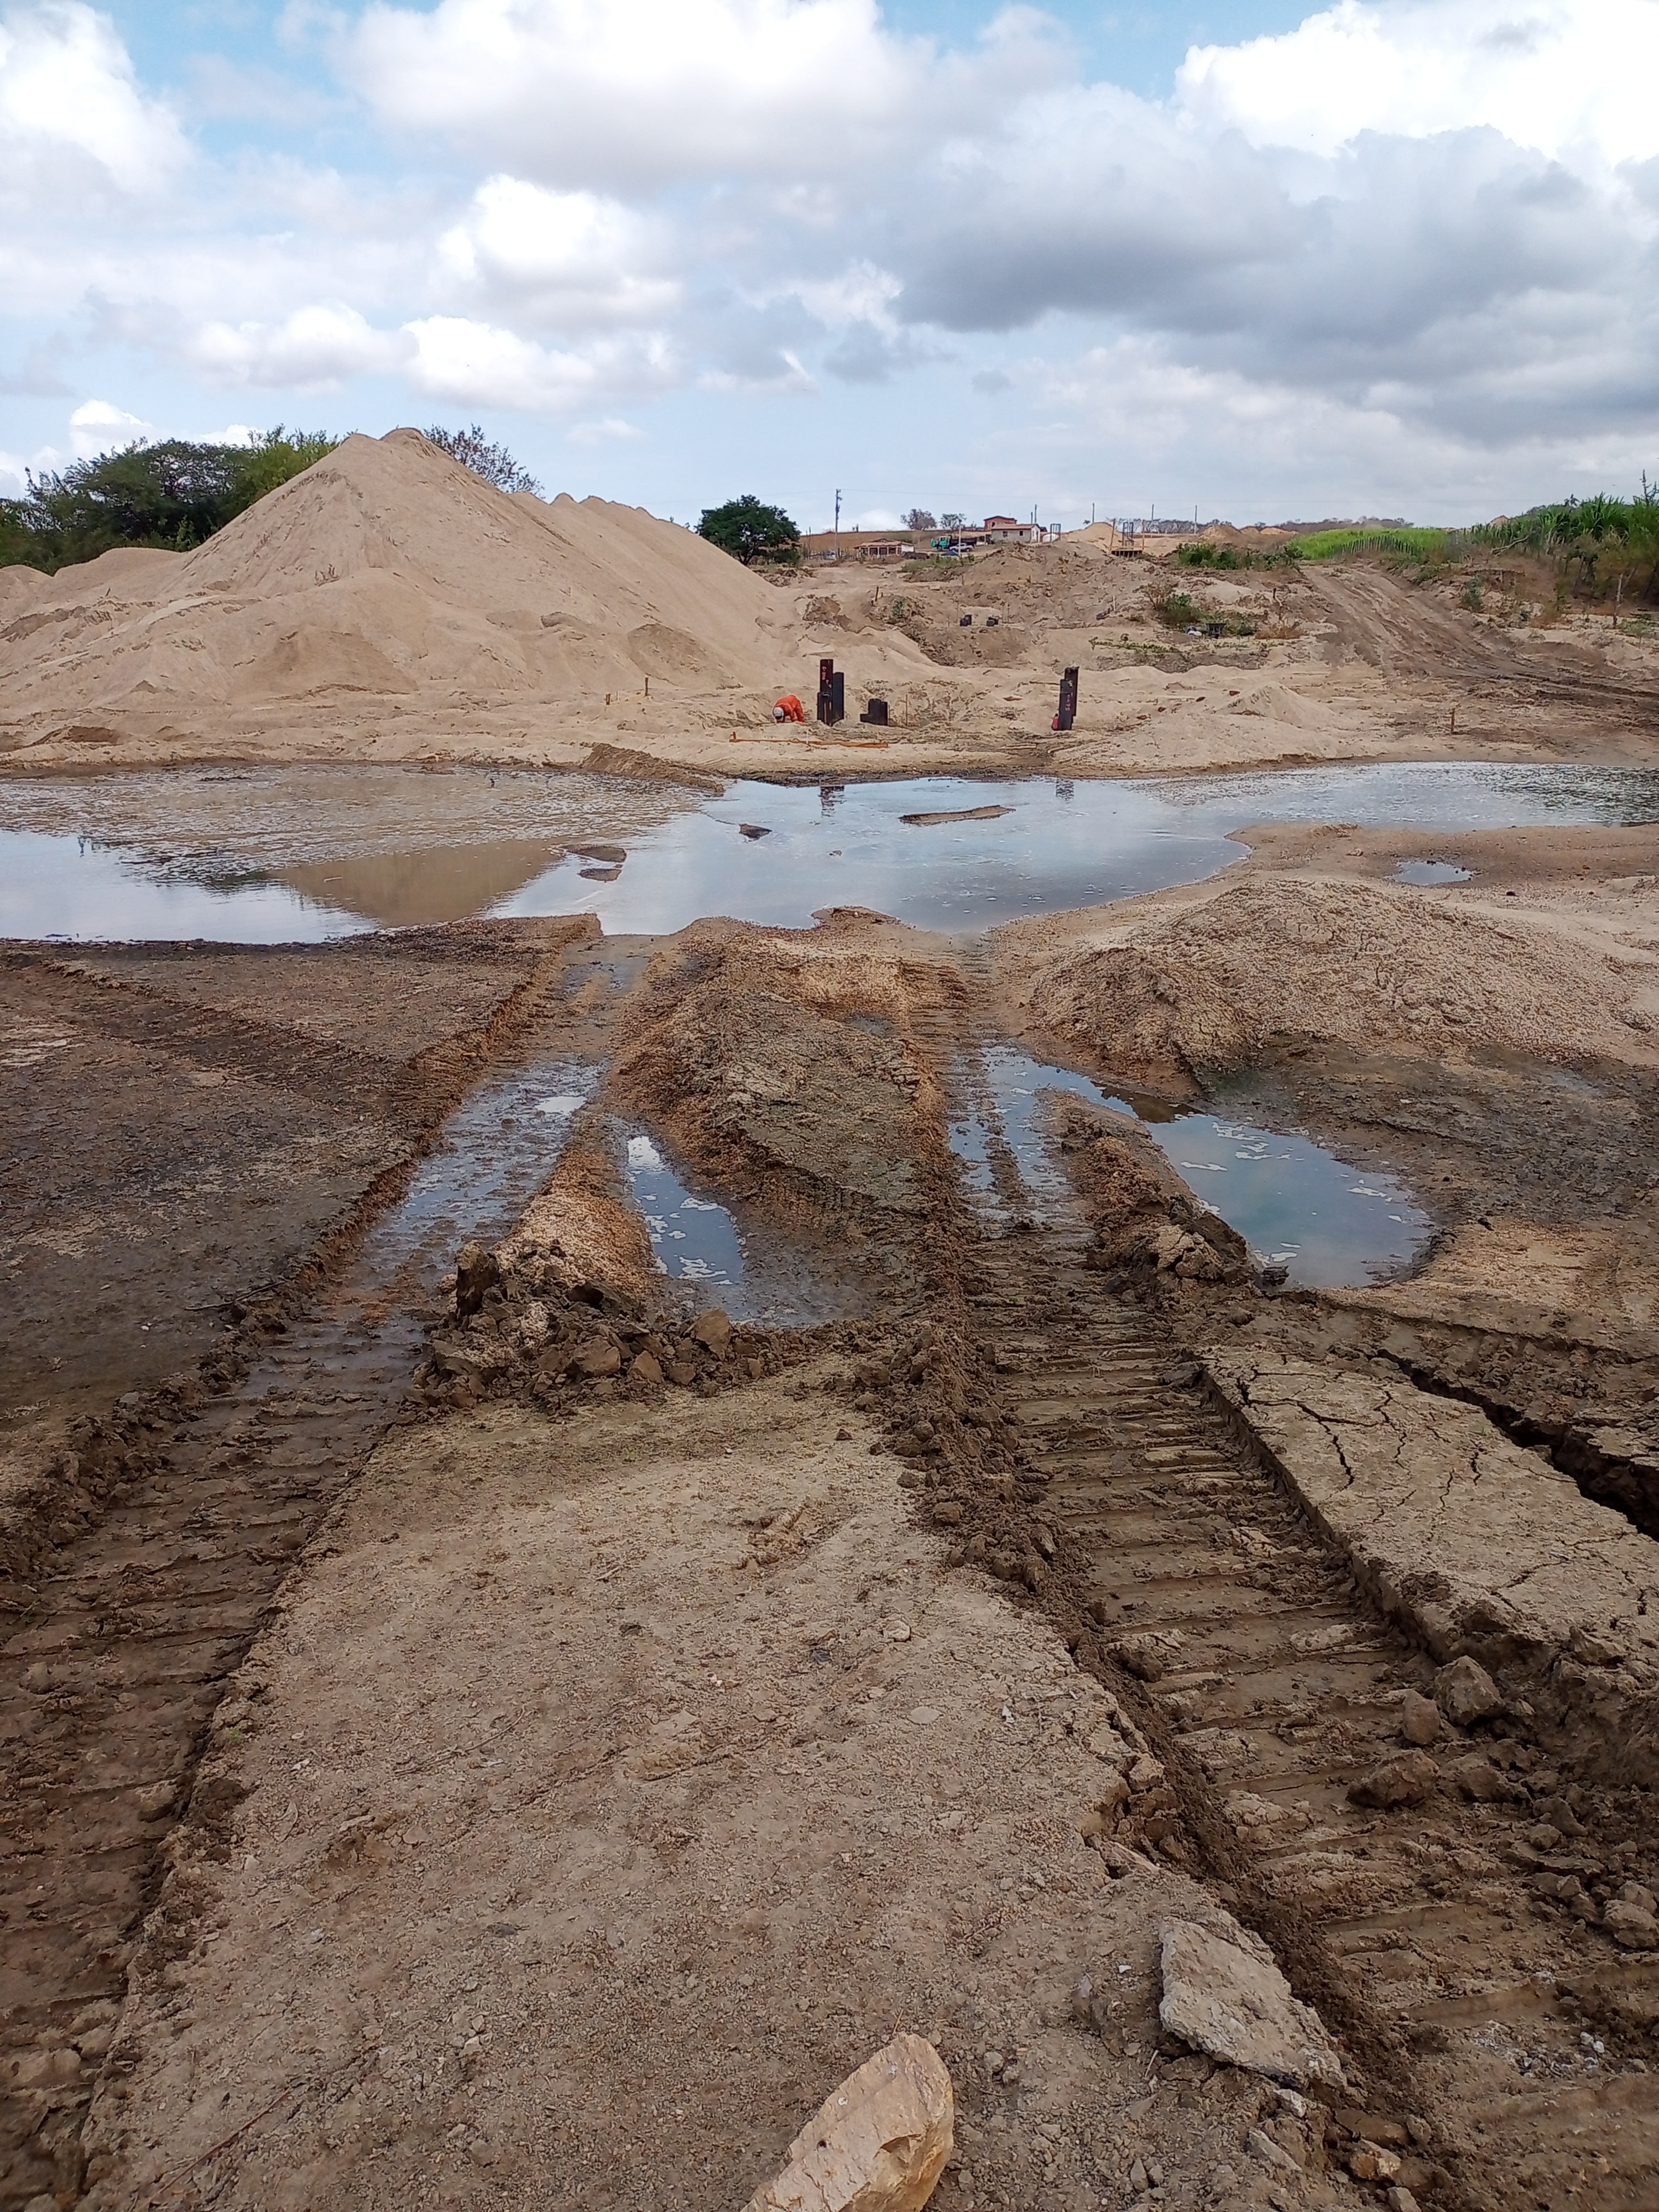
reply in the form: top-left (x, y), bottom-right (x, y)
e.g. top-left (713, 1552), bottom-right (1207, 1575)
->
top-left (773, 695), bottom-right (807, 723)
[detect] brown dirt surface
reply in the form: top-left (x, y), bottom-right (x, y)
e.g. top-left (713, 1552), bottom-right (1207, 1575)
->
top-left (996, 844), bottom-right (1659, 1099)
top-left (78, 1381), bottom-right (1307, 2212)
top-left (606, 914), bottom-right (958, 1234)
top-left (11, 900), bottom-right (1659, 2212)
top-left (9, 508), bottom-right (1659, 2212)
top-left (0, 920), bottom-right (591, 1572)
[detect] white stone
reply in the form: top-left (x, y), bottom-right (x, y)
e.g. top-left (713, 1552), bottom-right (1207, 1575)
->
top-left (1158, 1916), bottom-right (1346, 2092)
top-left (742, 2034), bottom-right (954, 2212)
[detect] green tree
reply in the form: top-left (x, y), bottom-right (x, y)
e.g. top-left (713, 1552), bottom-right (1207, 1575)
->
top-left (227, 426), bottom-right (340, 509)
top-left (696, 493), bottom-right (801, 566)
top-left (0, 425), bottom-right (340, 572)
top-left (424, 422), bottom-right (541, 494)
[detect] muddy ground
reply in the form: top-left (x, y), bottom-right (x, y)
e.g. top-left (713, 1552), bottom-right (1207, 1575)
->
top-left (5, 553), bottom-right (1659, 2212)
top-left (2, 834), bottom-right (1657, 2212)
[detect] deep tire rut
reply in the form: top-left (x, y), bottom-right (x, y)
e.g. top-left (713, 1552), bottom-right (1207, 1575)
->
top-left (925, 1010), bottom-right (1659, 2212)
top-left (0, 1008), bottom-right (602, 2207)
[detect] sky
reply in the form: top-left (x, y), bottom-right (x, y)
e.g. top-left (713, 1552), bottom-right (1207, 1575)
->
top-left (2, 0), bottom-right (1656, 530)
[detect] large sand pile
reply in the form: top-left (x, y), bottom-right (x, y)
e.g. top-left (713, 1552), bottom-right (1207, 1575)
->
top-left (0, 432), bottom-right (821, 765)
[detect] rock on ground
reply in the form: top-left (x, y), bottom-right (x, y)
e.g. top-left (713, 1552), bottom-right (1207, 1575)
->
top-left (741, 2034), bottom-right (952, 2212)
top-left (1157, 1914), bottom-right (1346, 2093)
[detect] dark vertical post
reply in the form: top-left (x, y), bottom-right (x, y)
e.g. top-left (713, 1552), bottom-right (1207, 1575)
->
top-left (830, 670), bottom-right (845, 725)
top-left (817, 656), bottom-right (836, 724)
top-left (1056, 666), bottom-right (1078, 732)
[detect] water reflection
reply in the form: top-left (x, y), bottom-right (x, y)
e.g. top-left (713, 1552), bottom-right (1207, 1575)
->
top-left (955, 1045), bottom-right (1430, 1289)
top-left (4, 759), bottom-right (1656, 942)
top-left (624, 1133), bottom-right (747, 1291)
top-left (1394, 859), bottom-right (1473, 885)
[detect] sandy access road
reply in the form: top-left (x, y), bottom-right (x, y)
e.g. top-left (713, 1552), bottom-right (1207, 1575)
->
top-left (3, 430), bottom-right (1657, 786)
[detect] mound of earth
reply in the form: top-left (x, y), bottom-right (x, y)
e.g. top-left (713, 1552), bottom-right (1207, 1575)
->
top-left (1000, 870), bottom-right (1659, 1095)
top-left (0, 431), bottom-right (805, 764)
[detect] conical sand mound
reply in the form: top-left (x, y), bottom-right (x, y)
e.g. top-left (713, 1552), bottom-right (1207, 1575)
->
top-left (0, 430), bottom-right (814, 766)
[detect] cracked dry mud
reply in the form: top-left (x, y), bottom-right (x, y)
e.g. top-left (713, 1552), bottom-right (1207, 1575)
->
top-left (5, 829), bottom-right (1659, 2212)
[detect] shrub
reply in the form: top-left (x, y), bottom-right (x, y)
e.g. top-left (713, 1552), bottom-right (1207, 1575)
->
top-left (1286, 526), bottom-right (1448, 562)
top-left (0, 424), bottom-right (341, 572)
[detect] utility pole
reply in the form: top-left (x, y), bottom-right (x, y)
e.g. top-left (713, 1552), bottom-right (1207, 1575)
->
top-left (834, 488), bottom-right (842, 557)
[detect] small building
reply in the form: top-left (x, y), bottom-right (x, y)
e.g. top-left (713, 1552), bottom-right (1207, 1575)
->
top-left (800, 530), bottom-right (917, 561)
top-left (981, 515), bottom-right (1041, 545)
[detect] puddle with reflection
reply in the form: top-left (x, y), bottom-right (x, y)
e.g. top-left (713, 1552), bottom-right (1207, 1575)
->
top-left (625, 1133), bottom-right (747, 1293)
top-left (618, 1128), bottom-right (861, 1324)
top-left (951, 1045), bottom-right (1430, 1288)
top-left (1394, 859), bottom-right (1474, 885)
top-left (4, 760), bottom-right (1657, 941)
top-left (352, 1058), bottom-right (598, 1307)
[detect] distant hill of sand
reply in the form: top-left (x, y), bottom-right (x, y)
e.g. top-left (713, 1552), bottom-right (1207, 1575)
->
top-left (0, 430), bottom-right (854, 769)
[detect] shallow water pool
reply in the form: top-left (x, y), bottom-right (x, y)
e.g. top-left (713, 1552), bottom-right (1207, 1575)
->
top-left (953, 1045), bottom-right (1430, 1288)
top-left (625, 1133), bottom-right (747, 1293)
top-left (3, 758), bottom-right (1656, 941)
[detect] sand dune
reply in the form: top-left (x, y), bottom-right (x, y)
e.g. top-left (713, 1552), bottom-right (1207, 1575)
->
top-left (0, 431), bottom-right (816, 765)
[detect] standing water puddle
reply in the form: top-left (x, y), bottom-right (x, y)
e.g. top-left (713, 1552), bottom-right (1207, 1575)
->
top-left (625, 1133), bottom-right (747, 1295)
top-left (618, 1128), bottom-right (854, 1323)
top-left (952, 1045), bottom-right (1429, 1288)
top-left (1393, 859), bottom-right (1473, 884)
top-left (5, 760), bottom-right (1658, 940)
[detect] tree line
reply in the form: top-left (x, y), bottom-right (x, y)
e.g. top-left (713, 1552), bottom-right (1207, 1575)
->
top-left (0, 421), bottom-right (541, 573)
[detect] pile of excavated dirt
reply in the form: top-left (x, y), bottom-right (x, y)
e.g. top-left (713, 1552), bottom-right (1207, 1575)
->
top-left (8, 456), bottom-right (1659, 782)
top-left (606, 912), bottom-right (959, 1232)
top-left (999, 865), bottom-right (1659, 1098)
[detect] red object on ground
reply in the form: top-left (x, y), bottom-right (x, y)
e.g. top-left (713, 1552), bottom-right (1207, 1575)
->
top-left (774, 695), bottom-right (807, 723)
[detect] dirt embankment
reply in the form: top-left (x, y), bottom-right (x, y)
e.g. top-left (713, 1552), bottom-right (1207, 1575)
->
top-left (606, 912), bottom-right (962, 1232)
top-left (998, 864), bottom-right (1659, 1101)
top-left (993, 830), bottom-right (1659, 1510)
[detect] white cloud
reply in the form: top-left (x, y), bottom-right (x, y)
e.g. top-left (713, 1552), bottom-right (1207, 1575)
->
top-left (2, 0), bottom-right (1657, 520)
top-left (0, 2), bottom-right (187, 196)
top-left (435, 176), bottom-right (680, 328)
top-left (567, 416), bottom-right (646, 445)
top-left (69, 396), bottom-right (153, 453)
top-left (184, 305), bottom-right (411, 389)
top-left (405, 316), bottom-right (677, 411)
top-left (1178, 1), bottom-right (1659, 166)
top-left (698, 348), bottom-right (815, 397)
top-left (348, 0), bottom-right (1065, 189)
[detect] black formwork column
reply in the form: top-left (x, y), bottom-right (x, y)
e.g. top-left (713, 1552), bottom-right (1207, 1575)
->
top-left (817, 657), bottom-right (844, 726)
top-left (1056, 666), bottom-right (1079, 732)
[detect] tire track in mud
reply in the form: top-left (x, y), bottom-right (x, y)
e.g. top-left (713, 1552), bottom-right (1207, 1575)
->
top-left (0, 940), bottom-right (630, 2210)
top-left (906, 971), bottom-right (1659, 2212)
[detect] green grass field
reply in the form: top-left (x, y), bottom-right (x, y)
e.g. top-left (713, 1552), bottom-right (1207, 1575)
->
top-left (1284, 526), bottom-right (1448, 561)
